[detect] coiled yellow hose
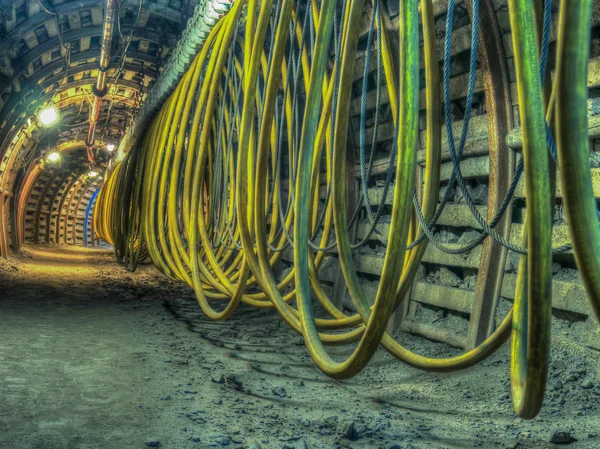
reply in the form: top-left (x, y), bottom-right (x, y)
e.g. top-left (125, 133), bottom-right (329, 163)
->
top-left (94, 0), bottom-right (599, 419)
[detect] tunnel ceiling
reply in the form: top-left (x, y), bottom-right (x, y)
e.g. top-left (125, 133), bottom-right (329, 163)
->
top-left (0, 0), bottom-right (195, 152)
top-left (0, 0), bottom-right (199, 255)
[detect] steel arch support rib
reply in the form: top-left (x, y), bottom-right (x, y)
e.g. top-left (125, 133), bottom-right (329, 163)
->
top-left (464, 0), bottom-right (515, 349)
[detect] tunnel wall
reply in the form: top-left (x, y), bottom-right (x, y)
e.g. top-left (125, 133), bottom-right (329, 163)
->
top-left (0, 0), bottom-right (196, 257)
top-left (1, 0), bottom-right (599, 353)
top-left (22, 168), bottom-right (101, 245)
top-left (265, 0), bottom-right (600, 351)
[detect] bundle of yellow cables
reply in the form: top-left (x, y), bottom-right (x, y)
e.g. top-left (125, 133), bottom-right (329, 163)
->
top-left (95, 0), bottom-right (599, 419)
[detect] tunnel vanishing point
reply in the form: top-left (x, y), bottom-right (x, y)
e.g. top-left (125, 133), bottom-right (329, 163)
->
top-left (1, 0), bottom-right (600, 438)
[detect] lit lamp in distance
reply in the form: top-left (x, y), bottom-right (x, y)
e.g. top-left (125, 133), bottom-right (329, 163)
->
top-left (38, 106), bottom-right (59, 127)
top-left (47, 152), bottom-right (60, 162)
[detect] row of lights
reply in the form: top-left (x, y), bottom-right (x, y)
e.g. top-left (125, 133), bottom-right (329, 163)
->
top-left (39, 106), bottom-right (113, 180)
top-left (46, 153), bottom-right (108, 179)
top-left (45, 154), bottom-right (101, 179)
top-left (46, 141), bottom-right (114, 163)
top-left (39, 106), bottom-right (116, 153)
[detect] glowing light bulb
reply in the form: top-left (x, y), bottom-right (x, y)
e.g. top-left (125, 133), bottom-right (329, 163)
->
top-left (38, 107), bottom-right (59, 126)
top-left (88, 171), bottom-right (98, 178)
top-left (106, 144), bottom-right (115, 152)
top-left (47, 152), bottom-right (60, 162)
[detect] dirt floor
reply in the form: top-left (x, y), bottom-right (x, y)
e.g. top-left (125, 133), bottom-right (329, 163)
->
top-left (1, 246), bottom-right (599, 449)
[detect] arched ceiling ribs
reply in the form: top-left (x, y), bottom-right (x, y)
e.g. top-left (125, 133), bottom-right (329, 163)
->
top-left (2, 26), bottom-right (174, 77)
top-left (0, 63), bottom-right (152, 153)
top-left (0, 0), bottom-right (200, 253)
top-left (55, 90), bottom-right (141, 109)
top-left (21, 48), bottom-right (159, 86)
top-left (68, 182), bottom-right (96, 244)
top-left (0, 0), bottom-right (195, 149)
top-left (0, 85), bottom-right (140, 175)
top-left (0, 99), bottom-right (139, 169)
top-left (22, 166), bottom-right (100, 246)
top-left (0, 0), bottom-right (187, 42)
top-left (1, 58), bottom-right (155, 124)
top-left (56, 138), bottom-right (112, 154)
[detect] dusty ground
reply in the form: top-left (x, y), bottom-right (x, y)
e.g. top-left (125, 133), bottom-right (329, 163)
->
top-left (0, 245), bottom-right (599, 449)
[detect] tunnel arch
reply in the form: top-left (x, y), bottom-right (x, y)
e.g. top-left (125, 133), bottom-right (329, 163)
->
top-left (0, 0), bottom-right (199, 257)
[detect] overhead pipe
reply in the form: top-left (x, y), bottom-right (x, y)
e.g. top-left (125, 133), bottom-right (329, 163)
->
top-left (86, 0), bottom-right (118, 164)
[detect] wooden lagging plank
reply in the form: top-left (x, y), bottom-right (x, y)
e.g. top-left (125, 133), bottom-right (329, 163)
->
top-left (23, 30), bottom-right (39, 50)
top-left (136, 10), bottom-right (152, 29)
top-left (409, 274), bottom-right (591, 321)
top-left (91, 7), bottom-right (103, 26)
top-left (501, 7), bottom-right (600, 61)
top-left (353, 155), bottom-right (490, 206)
top-left (412, 281), bottom-right (473, 314)
top-left (354, 24), bottom-right (473, 84)
top-left (354, 204), bottom-right (488, 243)
top-left (501, 274), bottom-right (590, 317)
top-left (508, 55), bottom-right (600, 107)
top-left (350, 68), bottom-right (485, 117)
top-left (514, 167), bottom-right (600, 199)
top-left (354, 135), bottom-right (491, 178)
top-left (352, 209), bottom-right (575, 257)
top-left (67, 12), bottom-right (81, 31)
top-left (420, 223), bottom-right (572, 271)
top-left (356, 9), bottom-right (600, 118)
top-left (44, 18), bottom-right (59, 38)
top-left (400, 320), bottom-right (468, 348)
top-left (354, 48), bottom-right (600, 178)
top-left (80, 37), bottom-right (91, 52)
top-left (357, 101), bottom-right (489, 146)
top-left (26, 0), bottom-right (42, 17)
top-left (377, 56), bottom-right (600, 172)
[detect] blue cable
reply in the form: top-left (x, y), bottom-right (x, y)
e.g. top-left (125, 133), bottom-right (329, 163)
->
top-left (84, 189), bottom-right (100, 247)
top-left (408, 0), bottom-right (575, 254)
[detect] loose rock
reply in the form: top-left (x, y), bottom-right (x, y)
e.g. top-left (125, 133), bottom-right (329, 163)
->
top-left (293, 439), bottom-right (308, 449)
top-left (469, 184), bottom-right (488, 205)
top-left (344, 421), bottom-right (361, 441)
top-left (439, 267), bottom-right (461, 287)
top-left (581, 378), bottom-right (595, 389)
top-left (272, 386), bottom-right (287, 397)
top-left (549, 430), bottom-right (575, 445)
top-left (211, 373), bottom-right (225, 384)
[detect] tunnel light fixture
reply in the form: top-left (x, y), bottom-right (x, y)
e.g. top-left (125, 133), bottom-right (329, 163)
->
top-left (38, 106), bottom-right (59, 127)
top-left (106, 143), bottom-right (115, 152)
top-left (88, 171), bottom-right (99, 178)
top-left (47, 152), bottom-right (60, 162)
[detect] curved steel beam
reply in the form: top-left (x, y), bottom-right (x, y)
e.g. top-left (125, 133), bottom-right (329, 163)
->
top-left (464, 0), bottom-right (515, 349)
top-left (1, 59), bottom-right (155, 123)
top-left (69, 182), bottom-right (95, 244)
top-left (0, 0), bottom-right (183, 58)
top-left (33, 170), bottom-right (61, 244)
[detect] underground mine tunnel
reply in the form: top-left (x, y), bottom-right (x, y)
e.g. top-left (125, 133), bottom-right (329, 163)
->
top-left (1, 0), bottom-right (600, 448)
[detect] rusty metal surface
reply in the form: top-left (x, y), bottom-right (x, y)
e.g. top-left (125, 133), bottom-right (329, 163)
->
top-left (0, 0), bottom-right (195, 256)
top-left (463, 0), bottom-right (515, 349)
top-left (86, 0), bottom-right (118, 158)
